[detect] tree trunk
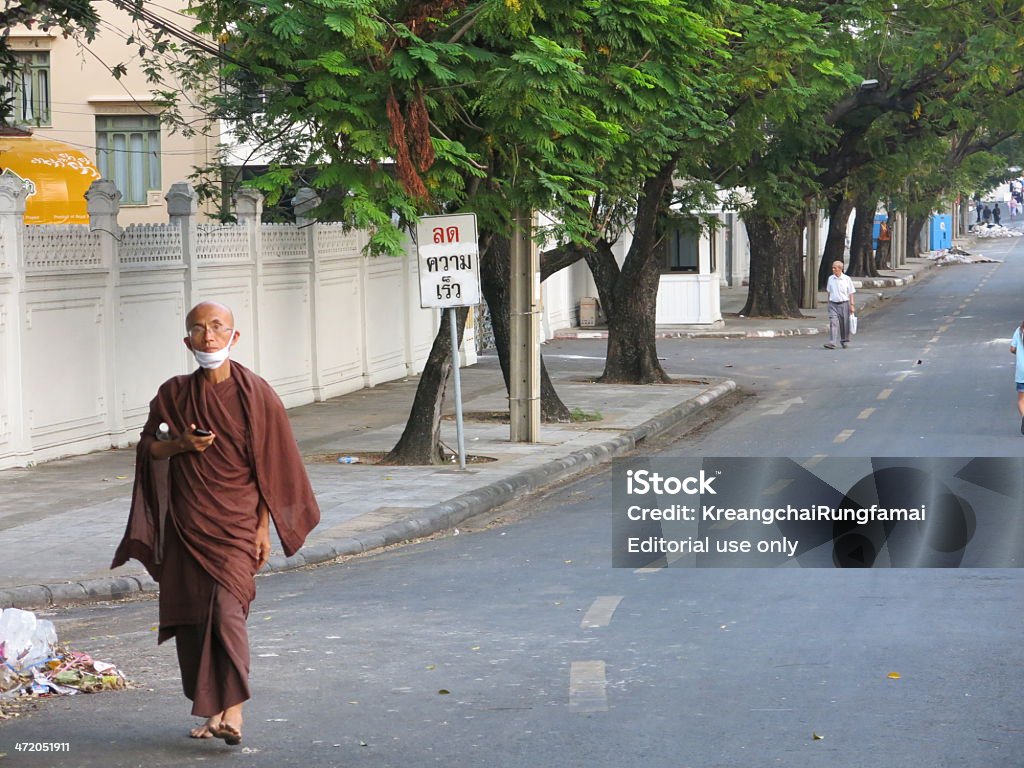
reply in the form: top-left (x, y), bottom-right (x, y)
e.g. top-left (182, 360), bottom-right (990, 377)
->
top-left (819, 192), bottom-right (853, 288)
top-left (907, 216), bottom-right (927, 256)
top-left (479, 233), bottom-right (573, 422)
top-left (587, 159), bottom-right (677, 384)
top-left (587, 239), bottom-right (670, 383)
top-left (741, 209), bottom-right (805, 317)
top-left (846, 193), bottom-right (879, 277)
top-left (381, 306), bottom-right (469, 465)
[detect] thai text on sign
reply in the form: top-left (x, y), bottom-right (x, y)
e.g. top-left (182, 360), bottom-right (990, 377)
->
top-left (416, 213), bottom-right (481, 308)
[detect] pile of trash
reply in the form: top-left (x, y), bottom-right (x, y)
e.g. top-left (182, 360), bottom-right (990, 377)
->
top-left (973, 223), bottom-right (1023, 239)
top-left (926, 246), bottom-right (1002, 265)
top-left (0, 607), bottom-right (126, 708)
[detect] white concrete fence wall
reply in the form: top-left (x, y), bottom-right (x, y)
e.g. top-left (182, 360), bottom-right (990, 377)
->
top-left (0, 178), bottom-right (460, 469)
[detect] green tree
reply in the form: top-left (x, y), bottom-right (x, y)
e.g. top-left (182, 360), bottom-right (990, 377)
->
top-left (130, 0), bottom-right (728, 459)
top-left (733, 0), bottom-right (1024, 307)
top-left (517, 0), bottom-right (853, 382)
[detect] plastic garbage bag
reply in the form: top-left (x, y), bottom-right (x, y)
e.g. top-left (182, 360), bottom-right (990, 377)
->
top-left (0, 608), bottom-right (58, 673)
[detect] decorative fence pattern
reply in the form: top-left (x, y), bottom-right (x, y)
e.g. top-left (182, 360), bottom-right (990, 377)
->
top-left (262, 224), bottom-right (308, 261)
top-left (315, 223), bottom-right (361, 259)
top-left (24, 226), bottom-right (102, 271)
top-left (120, 224), bottom-right (182, 267)
top-left (0, 178), bottom-right (593, 469)
top-left (0, 180), bottom-right (465, 468)
top-left (196, 223), bottom-right (249, 262)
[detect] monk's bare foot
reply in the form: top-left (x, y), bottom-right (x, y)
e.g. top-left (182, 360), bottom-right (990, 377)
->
top-left (212, 720), bottom-right (242, 746)
top-left (189, 716), bottom-right (222, 739)
top-left (212, 704), bottom-right (243, 746)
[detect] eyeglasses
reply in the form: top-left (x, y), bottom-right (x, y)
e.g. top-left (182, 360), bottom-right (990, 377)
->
top-left (188, 324), bottom-right (235, 337)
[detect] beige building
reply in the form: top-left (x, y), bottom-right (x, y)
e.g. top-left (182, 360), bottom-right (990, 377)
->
top-left (6, 2), bottom-right (217, 224)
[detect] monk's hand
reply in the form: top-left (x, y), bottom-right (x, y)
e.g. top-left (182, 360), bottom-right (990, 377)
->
top-left (255, 524), bottom-right (271, 569)
top-left (181, 423), bottom-right (216, 454)
top-left (256, 504), bottom-right (271, 569)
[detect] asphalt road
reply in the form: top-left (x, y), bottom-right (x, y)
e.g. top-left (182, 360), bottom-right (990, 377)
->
top-left (2, 239), bottom-right (1023, 767)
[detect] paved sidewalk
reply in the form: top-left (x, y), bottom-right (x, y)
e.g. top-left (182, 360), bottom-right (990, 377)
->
top-left (0, 252), bottom-right (946, 610)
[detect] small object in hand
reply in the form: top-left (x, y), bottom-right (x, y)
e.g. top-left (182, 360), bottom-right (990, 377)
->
top-left (156, 423), bottom-right (172, 441)
top-left (193, 428), bottom-right (212, 437)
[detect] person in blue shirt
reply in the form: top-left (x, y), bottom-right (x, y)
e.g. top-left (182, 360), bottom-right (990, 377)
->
top-left (1010, 322), bottom-right (1024, 433)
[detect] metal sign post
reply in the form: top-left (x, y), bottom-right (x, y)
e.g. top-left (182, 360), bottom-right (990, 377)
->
top-left (416, 213), bottom-right (480, 471)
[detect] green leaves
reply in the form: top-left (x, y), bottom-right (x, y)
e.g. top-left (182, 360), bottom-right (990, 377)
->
top-left (132, 0), bottom-right (732, 252)
top-left (314, 52), bottom-right (362, 78)
top-left (116, 0), bottom-right (1022, 262)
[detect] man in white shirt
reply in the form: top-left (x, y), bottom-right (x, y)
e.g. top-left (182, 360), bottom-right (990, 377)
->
top-left (824, 260), bottom-right (856, 349)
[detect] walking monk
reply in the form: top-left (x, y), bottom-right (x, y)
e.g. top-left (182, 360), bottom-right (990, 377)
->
top-left (112, 301), bottom-right (320, 745)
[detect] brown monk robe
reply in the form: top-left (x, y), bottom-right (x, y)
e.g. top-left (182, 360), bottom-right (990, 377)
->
top-left (112, 361), bottom-right (319, 744)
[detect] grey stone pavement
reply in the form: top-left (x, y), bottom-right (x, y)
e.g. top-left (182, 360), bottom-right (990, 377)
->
top-left (0, 253), bottom-right (947, 610)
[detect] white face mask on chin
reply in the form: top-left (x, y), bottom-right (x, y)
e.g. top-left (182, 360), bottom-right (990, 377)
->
top-left (190, 335), bottom-right (235, 369)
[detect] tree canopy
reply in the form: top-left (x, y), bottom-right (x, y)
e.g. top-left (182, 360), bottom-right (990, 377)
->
top-left (134, 0), bottom-right (730, 256)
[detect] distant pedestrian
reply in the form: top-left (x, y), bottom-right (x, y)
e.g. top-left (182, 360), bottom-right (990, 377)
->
top-left (983, 204), bottom-right (992, 224)
top-left (1010, 321), bottom-right (1024, 434)
top-left (993, 203), bottom-right (1001, 225)
top-left (824, 260), bottom-right (856, 350)
top-left (1010, 197), bottom-right (1019, 219)
top-left (874, 219), bottom-right (892, 270)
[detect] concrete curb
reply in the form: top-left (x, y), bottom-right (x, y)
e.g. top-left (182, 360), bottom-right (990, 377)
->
top-left (0, 380), bottom-right (738, 611)
top-left (276, 379), bottom-right (738, 569)
top-left (558, 327), bottom-right (826, 340)
top-left (0, 575), bottom-right (158, 612)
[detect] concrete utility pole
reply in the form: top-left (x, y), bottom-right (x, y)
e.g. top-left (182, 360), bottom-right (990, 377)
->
top-left (896, 212), bottom-right (908, 267)
top-left (803, 207), bottom-right (820, 309)
top-left (509, 209), bottom-right (540, 442)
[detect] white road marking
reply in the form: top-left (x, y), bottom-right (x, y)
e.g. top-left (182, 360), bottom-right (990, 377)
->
top-left (760, 396), bottom-right (805, 416)
top-left (763, 479), bottom-right (794, 495)
top-left (877, 388), bottom-right (893, 400)
top-left (569, 660), bottom-right (608, 712)
top-left (581, 596), bottom-right (624, 629)
top-left (833, 430), bottom-right (855, 443)
top-left (633, 552), bottom-right (687, 572)
top-left (857, 408), bottom-right (875, 420)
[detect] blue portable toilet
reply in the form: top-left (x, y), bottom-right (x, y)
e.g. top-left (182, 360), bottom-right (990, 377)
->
top-left (929, 214), bottom-right (952, 250)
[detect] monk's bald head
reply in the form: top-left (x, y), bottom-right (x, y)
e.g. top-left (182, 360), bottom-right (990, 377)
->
top-left (186, 301), bottom-right (235, 331)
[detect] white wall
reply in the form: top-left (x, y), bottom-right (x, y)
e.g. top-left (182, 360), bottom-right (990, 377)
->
top-left (0, 178), bottom-right (458, 469)
top-left (613, 216), bottom-right (725, 325)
